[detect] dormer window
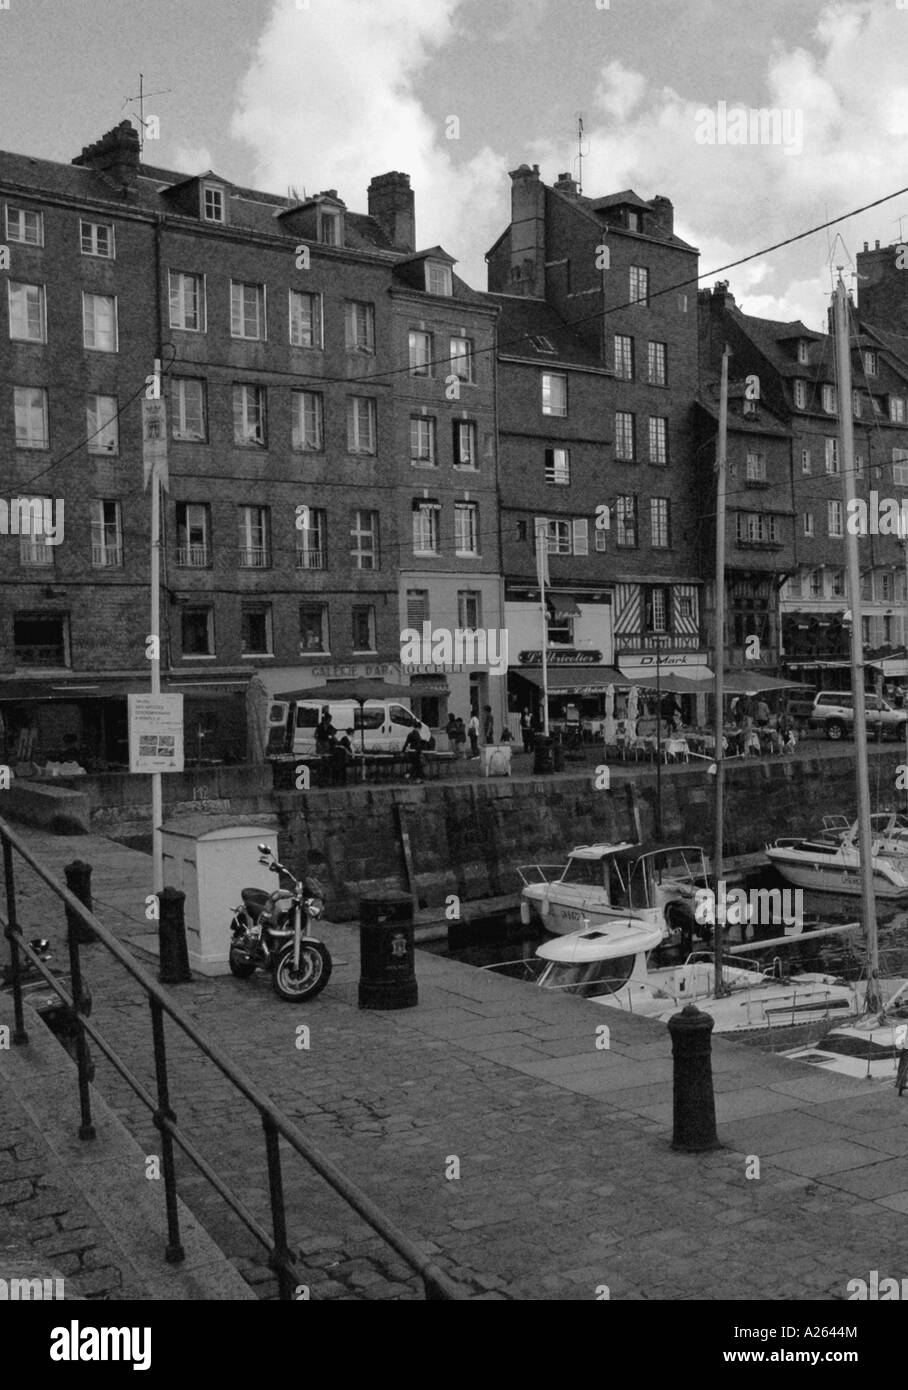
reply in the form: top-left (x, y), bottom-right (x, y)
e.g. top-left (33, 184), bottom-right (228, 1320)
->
top-left (627, 210), bottom-right (640, 233)
top-left (318, 210), bottom-right (342, 246)
top-left (797, 339), bottom-right (810, 365)
top-left (821, 384), bottom-right (837, 414)
top-left (794, 379), bottom-right (807, 409)
top-left (202, 184), bottom-right (226, 224)
top-left (426, 261), bottom-right (452, 297)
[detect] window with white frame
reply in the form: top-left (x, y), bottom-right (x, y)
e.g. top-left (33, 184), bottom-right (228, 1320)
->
top-left (91, 500), bottom-right (122, 568)
top-left (9, 282), bottom-right (46, 342)
top-left (296, 507), bottom-right (327, 569)
top-left (169, 271), bottom-right (205, 331)
top-left (863, 349), bottom-right (878, 376)
top-left (614, 335), bottom-right (634, 380)
top-left (736, 512), bottom-right (779, 544)
top-left (855, 453), bottom-right (864, 475)
top-left (13, 387), bottom-right (48, 448)
top-left (822, 384), bottom-right (837, 414)
top-left (241, 603), bottom-right (273, 657)
top-left (291, 390), bottom-right (323, 451)
top-left (202, 185), bottom-right (225, 224)
top-left (410, 415), bottom-right (436, 466)
top-left (830, 568), bottom-right (846, 597)
top-left (351, 605), bottom-right (376, 653)
top-left (413, 501), bottom-right (440, 554)
top-left (230, 281), bottom-right (265, 340)
top-left (409, 330), bottom-right (433, 377)
top-left (171, 378), bottom-right (207, 441)
top-left (86, 394), bottom-right (119, 454)
top-left (808, 568), bottom-right (823, 598)
top-left (644, 585), bottom-right (670, 634)
top-left (19, 498), bottom-right (54, 566)
top-left (853, 390), bottom-right (862, 418)
top-left (794, 379), bottom-right (807, 409)
top-left (350, 510), bottom-right (379, 569)
top-left (183, 606), bottom-right (215, 655)
top-left (648, 340), bottom-right (667, 386)
top-left (347, 396), bottom-right (376, 454)
top-left (453, 419), bottom-right (477, 468)
top-left (458, 590), bottom-right (481, 629)
top-left (299, 605), bottom-right (328, 653)
top-left (629, 265), bottom-right (649, 305)
top-left (426, 261), bottom-right (452, 296)
top-left (825, 437), bottom-right (840, 473)
top-left (238, 505), bottom-right (270, 568)
top-left (894, 448), bottom-right (908, 486)
top-left (650, 497), bottom-right (670, 548)
top-left (289, 290), bottom-right (323, 348)
top-left (544, 519), bottom-right (572, 554)
top-left (344, 301), bottom-right (374, 353)
top-left (828, 500), bottom-right (843, 537)
top-left (82, 292), bottom-right (117, 351)
top-left (798, 340), bottom-right (810, 364)
top-left (881, 571), bottom-right (895, 601)
top-left (891, 395), bottom-right (907, 423)
top-left (545, 447), bottom-right (570, 485)
top-left (649, 416), bottom-right (668, 464)
top-left (175, 503), bottom-right (210, 567)
top-left (745, 450), bottom-right (766, 482)
top-left (5, 206), bottom-right (43, 245)
top-left (454, 501), bottom-right (479, 556)
top-left (233, 384), bottom-right (266, 446)
top-left (80, 220), bottom-right (114, 258)
top-left (541, 372), bottom-right (567, 416)
top-left (449, 336), bottom-right (474, 382)
top-left (616, 495), bottom-right (638, 547)
top-left (318, 209), bottom-right (341, 245)
top-left (615, 411), bottom-right (635, 461)
top-left (801, 448), bottom-right (811, 474)
top-left (803, 512), bottom-right (814, 537)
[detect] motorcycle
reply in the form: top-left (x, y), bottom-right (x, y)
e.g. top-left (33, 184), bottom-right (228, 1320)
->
top-left (228, 845), bottom-right (332, 1002)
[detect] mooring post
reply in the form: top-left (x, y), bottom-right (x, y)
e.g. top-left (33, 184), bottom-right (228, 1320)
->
top-left (668, 1003), bottom-right (721, 1153)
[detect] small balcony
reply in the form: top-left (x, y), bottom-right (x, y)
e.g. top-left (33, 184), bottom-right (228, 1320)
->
top-left (92, 543), bottom-right (123, 568)
top-left (296, 549), bottom-right (325, 570)
top-left (177, 545), bottom-right (210, 568)
top-left (239, 547), bottom-right (270, 569)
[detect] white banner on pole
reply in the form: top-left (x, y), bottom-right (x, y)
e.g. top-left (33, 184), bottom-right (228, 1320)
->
top-left (128, 694), bottom-right (184, 773)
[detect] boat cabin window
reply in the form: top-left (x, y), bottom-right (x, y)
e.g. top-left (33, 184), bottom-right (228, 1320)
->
top-left (538, 954), bottom-right (637, 998)
top-left (560, 856), bottom-right (630, 906)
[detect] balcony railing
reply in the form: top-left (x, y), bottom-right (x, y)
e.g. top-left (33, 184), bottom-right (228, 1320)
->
top-left (296, 549), bottom-right (325, 570)
top-left (239, 548), bottom-right (270, 569)
top-left (91, 543), bottom-right (123, 568)
top-left (176, 545), bottom-right (209, 567)
top-left (19, 544), bottom-right (54, 566)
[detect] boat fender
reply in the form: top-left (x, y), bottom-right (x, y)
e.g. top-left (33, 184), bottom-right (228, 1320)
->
top-left (539, 897), bottom-right (550, 920)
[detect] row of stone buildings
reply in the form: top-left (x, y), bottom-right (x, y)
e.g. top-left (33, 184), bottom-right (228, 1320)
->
top-left (3, 121), bottom-right (908, 764)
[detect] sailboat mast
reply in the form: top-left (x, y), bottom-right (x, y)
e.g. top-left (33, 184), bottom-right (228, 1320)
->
top-left (832, 277), bottom-right (881, 1008)
top-left (713, 346), bottom-right (730, 997)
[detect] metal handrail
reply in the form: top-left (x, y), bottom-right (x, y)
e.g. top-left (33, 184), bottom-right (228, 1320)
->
top-left (0, 816), bottom-right (468, 1300)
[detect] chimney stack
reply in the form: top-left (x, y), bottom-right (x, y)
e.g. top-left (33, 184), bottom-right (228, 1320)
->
top-left (553, 172), bottom-right (578, 196)
top-left (368, 172), bottom-right (415, 251)
top-left (649, 195), bottom-right (674, 238)
top-left (72, 121), bottom-right (140, 191)
top-left (508, 164), bottom-right (546, 298)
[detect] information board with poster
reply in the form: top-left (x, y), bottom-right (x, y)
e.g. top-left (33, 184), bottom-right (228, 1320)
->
top-left (128, 694), bottom-right (184, 773)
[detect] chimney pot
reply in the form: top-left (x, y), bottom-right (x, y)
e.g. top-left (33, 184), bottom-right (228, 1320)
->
top-left (367, 171), bottom-right (415, 251)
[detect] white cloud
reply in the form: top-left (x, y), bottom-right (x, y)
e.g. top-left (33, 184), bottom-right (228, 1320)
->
top-left (171, 144), bottom-right (213, 174)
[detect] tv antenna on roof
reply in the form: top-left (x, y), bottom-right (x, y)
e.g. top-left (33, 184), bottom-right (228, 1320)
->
top-left (122, 74), bottom-right (172, 151)
top-left (894, 214), bottom-right (908, 243)
top-left (573, 114), bottom-right (590, 195)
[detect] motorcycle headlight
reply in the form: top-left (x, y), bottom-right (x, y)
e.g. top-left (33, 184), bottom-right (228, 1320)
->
top-left (306, 897), bottom-right (324, 919)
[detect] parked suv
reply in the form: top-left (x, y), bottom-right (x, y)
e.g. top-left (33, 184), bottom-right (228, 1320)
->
top-left (810, 690), bottom-right (907, 742)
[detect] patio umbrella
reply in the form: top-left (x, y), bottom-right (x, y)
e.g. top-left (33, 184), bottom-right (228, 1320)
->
top-left (275, 679), bottom-right (432, 753)
top-left (603, 683), bottom-right (617, 745)
top-left (626, 685), bottom-right (639, 725)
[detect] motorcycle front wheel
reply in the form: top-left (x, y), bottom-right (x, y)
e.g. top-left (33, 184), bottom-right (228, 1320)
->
top-left (272, 941), bottom-right (332, 1002)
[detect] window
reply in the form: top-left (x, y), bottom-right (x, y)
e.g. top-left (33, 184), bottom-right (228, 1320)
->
top-left (794, 379), bottom-right (807, 409)
top-left (80, 220), bottom-right (114, 258)
top-left (830, 568), bottom-right (846, 597)
top-left (647, 341), bottom-right (667, 386)
top-left (238, 506), bottom-right (270, 568)
top-left (650, 497), bottom-right (670, 548)
top-left (544, 519), bottom-right (572, 554)
top-left (426, 261), bottom-right (452, 296)
top-left (828, 500), bottom-right (843, 538)
top-left (291, 390), bottom-right (323, 451)
top-left (862, 616), bottom-right (872, 645)
top-left (616, 496), bottom-right (638, 548)
top-left (629, 265), bottom-right (649, 305)
top-left (614, 335), bottom-right (634, 380)
top-left (822, 384), bottom-right (837, 414)
top-left (241, 604), bottom-right (273, 657)
top-left (171, 378), bottom-right (207, 441)
top-left (345, 301), bottom-right (375, 353)
top-left (855, 453), bottom-right (864, 475)
top-left (803, 512), bottom-right (814, 537)
top-left (458, 590), bottom-right (481, 629)
top-left (615, 411), bottom-right (635, 461)
top-left (891, 396), bottom-right (907, 423)
top-left (644, 586), bottom-right (670, 634)
top-left (881, 571), bottom-right (895, 601)
top-left (861, 572), bottom-right (873, 601)
top-left (541, 372), bottom-right (567, 416)
top-left (86, 394), bottom-right (119, 454)
top-left (300, 604), bottom-right (329, 653)
top-left (9, 282), bottom-right (46, 341)
top-left (169, 272), bottom-right (205, 331)
top-left (82, 292), bottom-right (117, 351)
top-left (289, 290), bottom-right (323, 348)
top-left (19, 498), bottom-right (54, 566)
top-left (450, 337), bottom-right (474, 382)
top-left (863, 350), bottom-right (878, 376)
top-left (627, 210), bottom-right (640, 233)
top-left (736, 513), bottom-right (780, 544)
top-left (454, 501), bottom-right (479, 556)
top-left (853, 390), bottom-right (862, 418)
top-left (318, 210), bottom-right (341, 245)
top-left (347, 396), bottom-right (376, 454)
top-left (409, 330), bottom-right (433, 377)
top-left (90, 500), bottom-right (122, 568)
top-left (745, 451), bottom-right (766, 482)
top-left (296, 507), bottom-right (327, 569)
top-left (809, 569), bottom-right (823, 599)
top-left (410, 416), bottom-right (437, 466)
top-left (453, 419), bottom-right (477, 469)
top-left (801, 448), bottom-right (811, 474)
top-left (175, 503), bottom-right (210, 567)
top-left (648, 417), bottom-right (668, 465)
top-left (182, 607), bottom-right (215, 655)
top-left (885, 614), bottom-right (895, 645)
top-left (350, 510), bottom-right (379, 570)
top-left (413, 500), bottom-right (441, 554)
top-left (202, 185), bottom-right (225, 224)
top-left (5, 207), bottom-right (43, 245)
top-left (545, 448), bottom-right (570, 485)
top-left (825, 437), bottom-right (840, 473)
top-left (231, 281), bottom-right (265, 340)
top-left (894, 449), bottom-right (908, 486)
top-left (233, 385), bottom-right (266, 446)
top-left (14, 612), bottom-right (68, 667)
top-left (798, 340), bottom-right (810, 365)
top-left (13, 387), bottom-right (48, 448)
top-left (351, 606), bottom-right (376, 653)
top-left (407, 590), bottom-right (429, 628)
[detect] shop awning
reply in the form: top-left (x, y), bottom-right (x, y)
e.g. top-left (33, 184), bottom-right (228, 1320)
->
top-left (722, 671), bottom-right (806, 694)
top-left (516, 665), bottom-right (624, 696)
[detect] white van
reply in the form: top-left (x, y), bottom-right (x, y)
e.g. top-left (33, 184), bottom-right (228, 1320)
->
top-left (266, 699), bottom-right (433, 757)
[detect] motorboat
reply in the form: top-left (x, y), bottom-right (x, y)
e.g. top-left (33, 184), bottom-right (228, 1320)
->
top-left (485, 919), bottom-right (864, 1033)
top-left (782, 980), bottom-right (908, 1081)
top-left (765, 817), bottom-right (908, 899)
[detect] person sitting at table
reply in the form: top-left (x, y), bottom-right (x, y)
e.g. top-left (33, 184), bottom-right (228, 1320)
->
top-left (328, 731), bottom-right (350, 786)
top-left (755, 698), bottom-right (771, 729)
top-left (338, 727), bottom-right (355, 756)
top-left (404, 726), bottom-right (425, 782)
top-left (315, 707), bottom-right (336, 755)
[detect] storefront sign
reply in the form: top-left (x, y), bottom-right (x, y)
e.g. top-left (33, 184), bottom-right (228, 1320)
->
top-left (518, 650), bottom-right (602, 666)
top-left (128, 694), bottom-right (184, 773)
top-left (308, 662), bottom-right (394, 681)
top-left (621, 652), bottom-right (711, 677)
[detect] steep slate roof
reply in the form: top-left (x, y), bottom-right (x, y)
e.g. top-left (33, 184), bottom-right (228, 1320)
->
top-left (487, 292), bottom-right (605, 369)
top-left (696, 381), bottom-right (792, 437)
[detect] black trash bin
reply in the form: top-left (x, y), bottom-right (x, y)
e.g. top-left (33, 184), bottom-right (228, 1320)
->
top-left (533, 735), bottom-right (553, 774)
top-left (552, 738), bottom-right (566, 772)
top-left (358, 892), bottom-right (418, 1010)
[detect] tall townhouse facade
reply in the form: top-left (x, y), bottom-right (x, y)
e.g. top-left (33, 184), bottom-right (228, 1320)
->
top-left (486, 165), bottom-right (707, 724)
top-left (0, 123), bottom-right (501, 766)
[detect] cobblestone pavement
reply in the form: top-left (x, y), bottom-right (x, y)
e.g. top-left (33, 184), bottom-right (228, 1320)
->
top-left (4, 824), bottom-right (908, 1302)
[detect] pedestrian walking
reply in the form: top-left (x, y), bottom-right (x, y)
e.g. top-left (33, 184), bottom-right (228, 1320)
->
top-left (445, 713), bottom-right (459, 755)
top-left (468, 710), bottom-right (480, 758)
top-left (483, 705), bottom-right (494, 744)
top-left (403, 726), bottom-right (425, 782)
top-left (520, 707), bottom-right (534, 753)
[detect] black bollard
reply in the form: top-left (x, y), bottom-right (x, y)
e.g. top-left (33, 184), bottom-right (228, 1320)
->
top-left (668, 1003), bottom-right (721, 1153)
top-left (358, 892), bottom-right (418, 1010)
top-left (64, 860), bottom-right (96, 945)
top-left (157, 887), bottom-right (191, 984)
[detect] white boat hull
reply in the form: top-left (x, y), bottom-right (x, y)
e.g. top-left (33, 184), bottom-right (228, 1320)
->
top-left (765, 848), bottom-right (908, 900)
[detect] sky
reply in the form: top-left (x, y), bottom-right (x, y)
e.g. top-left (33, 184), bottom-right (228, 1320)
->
top-left (2, 0), bottom-right (908, 329)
